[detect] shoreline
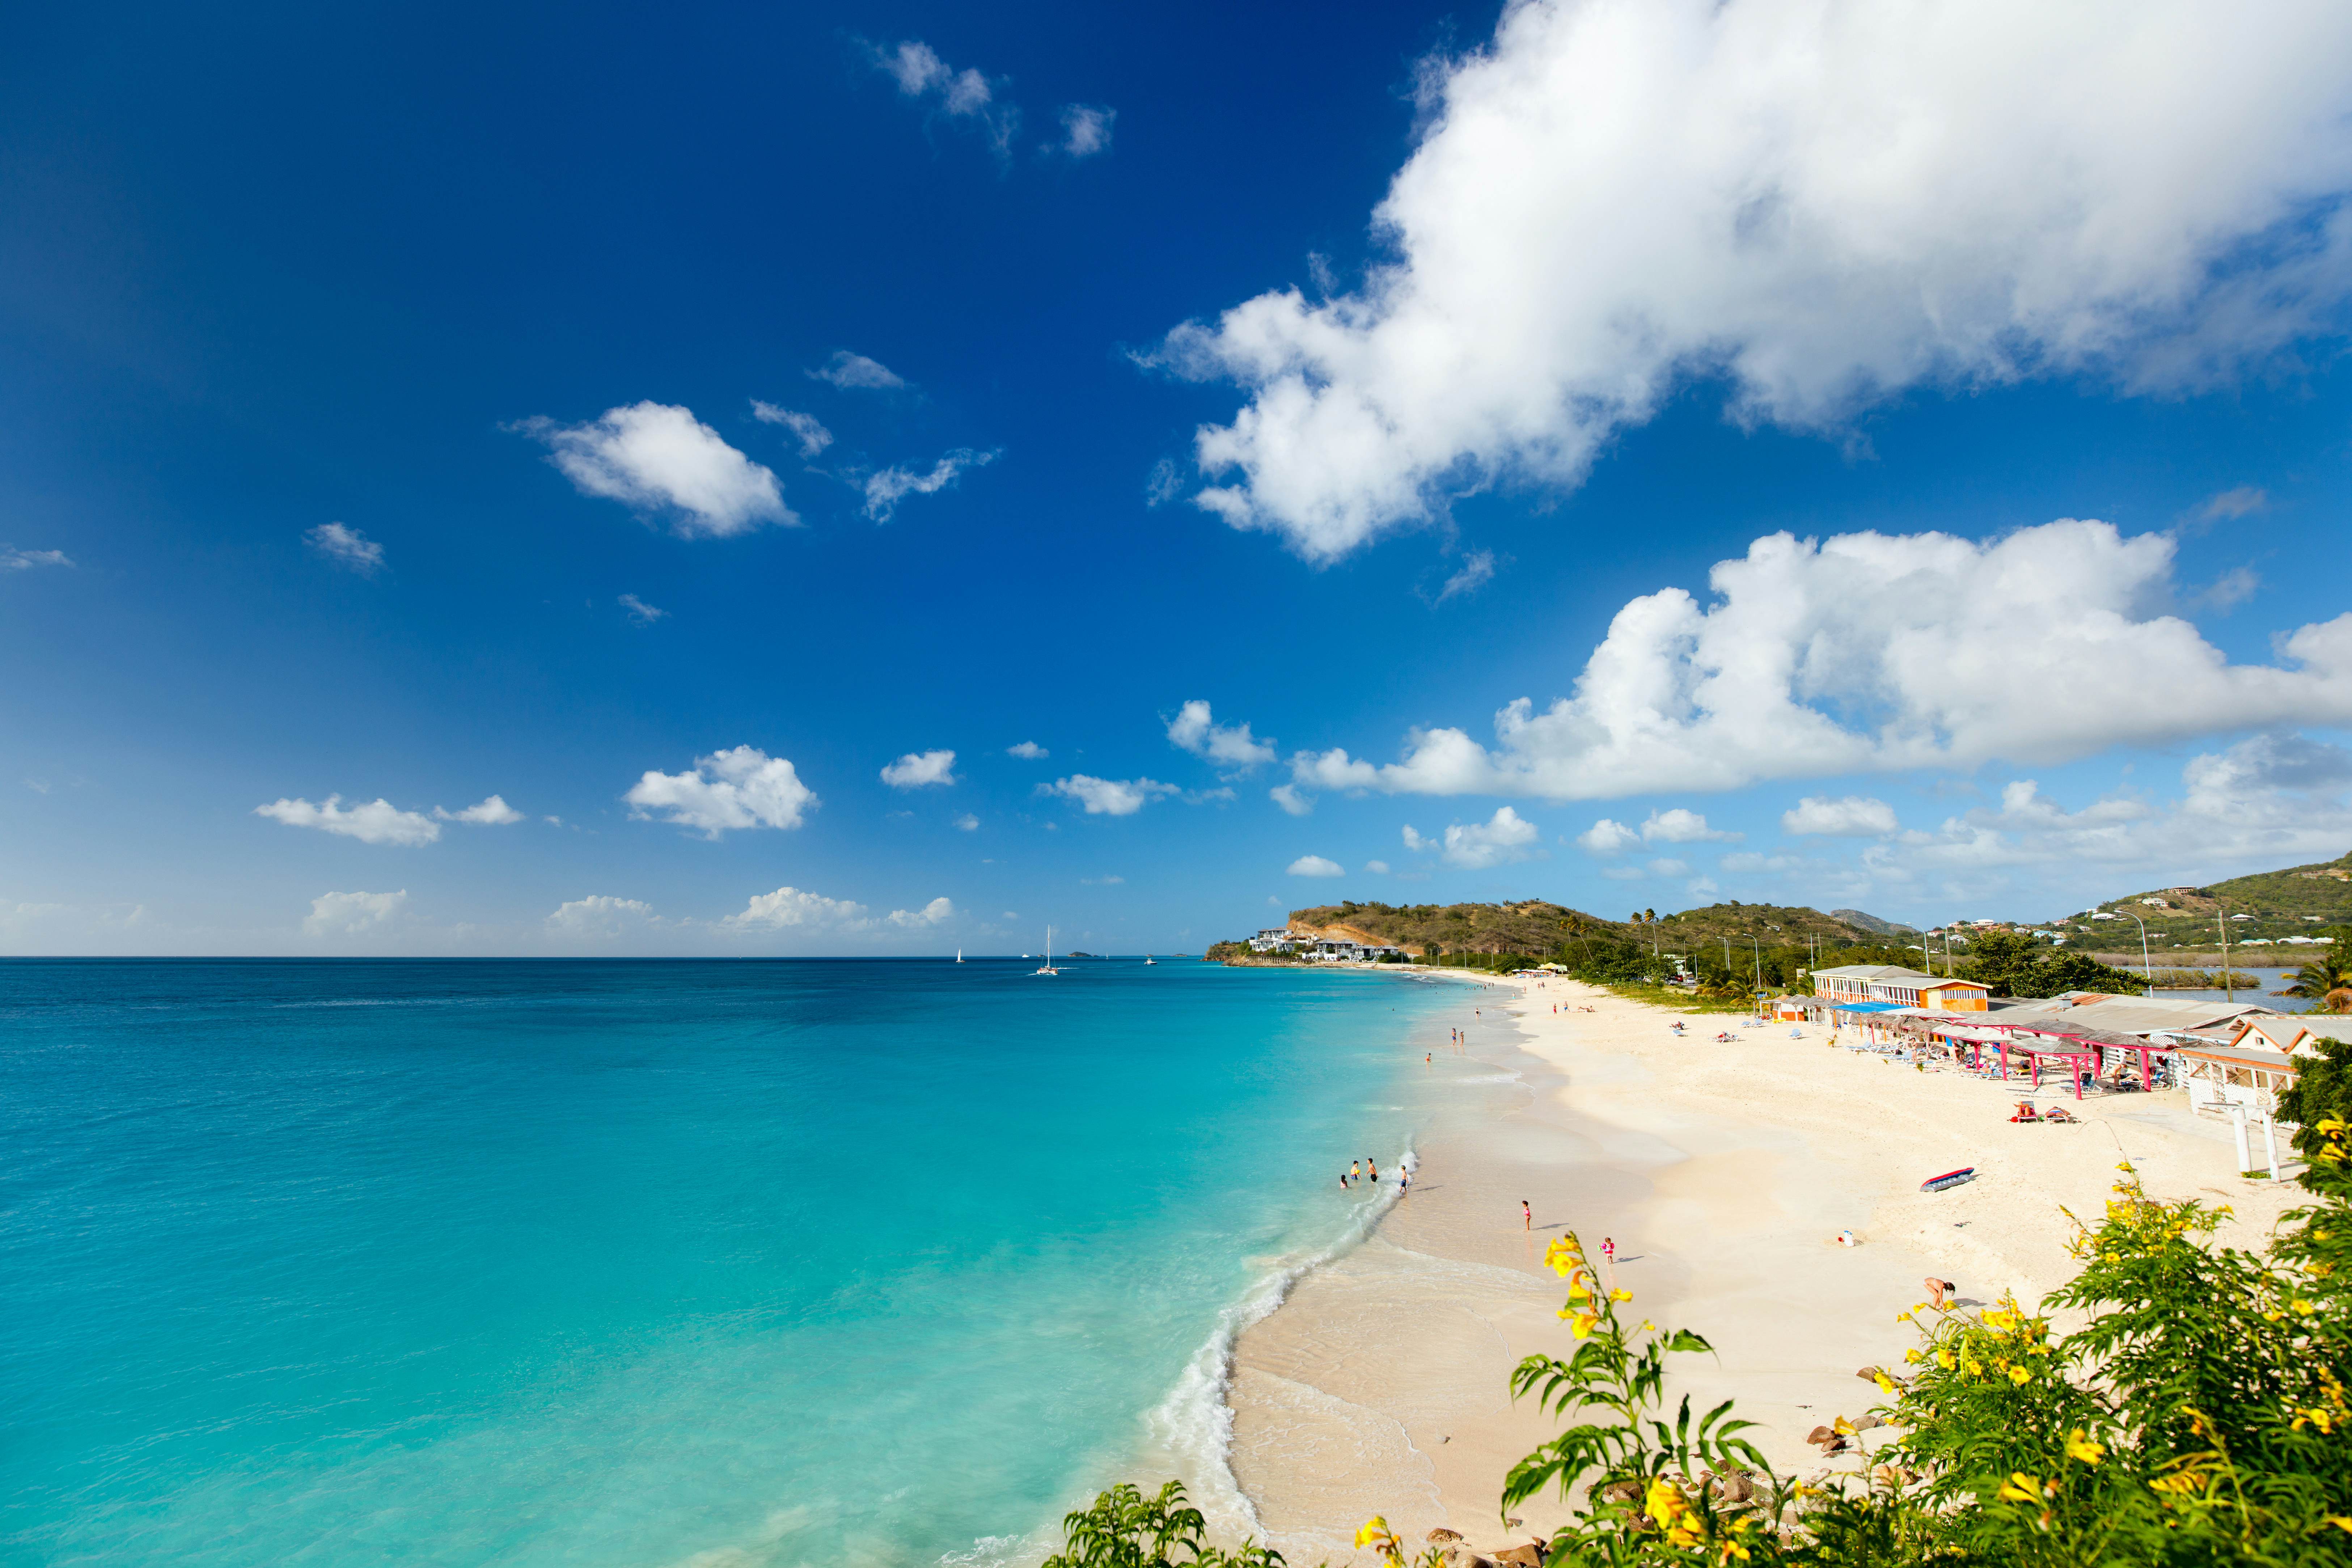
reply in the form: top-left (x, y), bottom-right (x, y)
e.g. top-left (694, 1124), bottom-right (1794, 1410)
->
top-left (1218, 973), bottom-right (2307, 1561)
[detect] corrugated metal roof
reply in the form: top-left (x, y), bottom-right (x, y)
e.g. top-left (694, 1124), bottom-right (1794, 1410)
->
top-left (1813, 964), bottom-right (1931, 981)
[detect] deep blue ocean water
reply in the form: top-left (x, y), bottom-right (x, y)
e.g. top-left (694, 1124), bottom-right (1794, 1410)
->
top-left (1, 958), bottom-right (1463, 1568)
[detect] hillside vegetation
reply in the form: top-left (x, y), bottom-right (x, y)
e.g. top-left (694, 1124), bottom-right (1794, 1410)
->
top-left (1285, 899), bottom-right (1881, 957)
top-left (2036, 848), bottom-right (2352, 956)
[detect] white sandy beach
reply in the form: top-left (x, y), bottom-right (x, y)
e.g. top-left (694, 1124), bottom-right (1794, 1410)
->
top-left (1226, 973), bottom-right (2307, 1562)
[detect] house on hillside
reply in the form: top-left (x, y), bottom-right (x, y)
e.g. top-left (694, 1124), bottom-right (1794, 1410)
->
top-left (1248, 928), bottom-right (1302, 954)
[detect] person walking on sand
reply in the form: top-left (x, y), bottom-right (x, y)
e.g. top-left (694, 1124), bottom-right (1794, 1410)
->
top-left (1522, 1200), bottom-right (1532, 1230)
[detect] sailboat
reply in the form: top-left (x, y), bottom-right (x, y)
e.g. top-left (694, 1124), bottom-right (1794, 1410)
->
top-left (1143, 953), bottom-right (1156, 965)
top-left (1034, 927), bottom-right (1059, 976)
top-left (955, 948), bottom-right (963, 963)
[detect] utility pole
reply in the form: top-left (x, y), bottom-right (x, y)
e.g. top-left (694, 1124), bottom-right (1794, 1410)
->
top-left (1751, 933), bottom-right (1762, 993)
top-left (2126, 913), bottom-right (2152, 988)
top-left (2218, 903), bottom-right (2234, 1002)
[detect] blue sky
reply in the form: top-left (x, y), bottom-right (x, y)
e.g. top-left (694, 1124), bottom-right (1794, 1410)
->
top-left (6, 0), bottom-right (2352, 955)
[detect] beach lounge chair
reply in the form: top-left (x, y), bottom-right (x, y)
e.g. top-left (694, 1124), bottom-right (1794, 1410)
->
top-left (2043, 1106), bottom-right (2078, 1124)
top-left (2009, 1102), bottom-right (2041, 1123)
top-left (1714, 1031), bottom-right (1737, 1042)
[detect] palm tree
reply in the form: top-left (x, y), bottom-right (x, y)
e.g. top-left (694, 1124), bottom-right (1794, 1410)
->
top-left (2283, 952), bottom-right (2352, 1012)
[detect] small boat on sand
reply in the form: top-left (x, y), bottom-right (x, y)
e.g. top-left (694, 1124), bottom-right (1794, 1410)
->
top-left (1920, 1167), bottom-right (1977, 1193)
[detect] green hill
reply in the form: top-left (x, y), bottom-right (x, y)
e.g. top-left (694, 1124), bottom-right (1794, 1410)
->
top-left (2035, 849), bottom-right (2352, 957)
top-left (1271, 899), bottom-right (1880, 958)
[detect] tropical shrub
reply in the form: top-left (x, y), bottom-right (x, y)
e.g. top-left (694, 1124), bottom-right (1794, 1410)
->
top-left (1044, 1482), bottom-right (1286, 1568)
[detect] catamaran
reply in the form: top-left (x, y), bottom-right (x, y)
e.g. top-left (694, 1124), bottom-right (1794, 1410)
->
top-left (1034, 928), bottom-right (1059, 976)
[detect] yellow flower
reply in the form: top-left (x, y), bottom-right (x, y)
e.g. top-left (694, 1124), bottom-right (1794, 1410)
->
top-left (2327, 1516), bottom-right (2352, 1535)
top-left (1936, 1349), bottom-right (1955, 1370)
top-left (1997, 1473), bottom-right (2044, 1503)
top-left (2292, 1299), bottom-right (2317, 1316)
top-left (1611, 1288), bottom-right (1633, 1302)
top-left (1874, 1372), bottom-right (1898, 1396)
top-left (2065, 1430), bottom-right (2105, 1466)
top-left (2293, 1408), bottom-right (2338, 1434)
top-left (1354, 1517), bottom-right (1399, 1557)
top-left (1569, 1310), bottom-right (1602, 1339)
top-left (1640, 1320), bottom-right (1657, 1332)
top-left (1645, 1476), bottom-right (1689, 1528)
top-left (1903, 1349), bottom-right (1922, 1365)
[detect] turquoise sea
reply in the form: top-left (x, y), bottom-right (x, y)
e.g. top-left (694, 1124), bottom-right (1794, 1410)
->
top-left (2, 958), bottom-right (1464, 1567)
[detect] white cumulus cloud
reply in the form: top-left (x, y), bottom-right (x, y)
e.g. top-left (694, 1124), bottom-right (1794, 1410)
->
top-left (1042, 775), bottom-right (1181, 816)
top-left (869, 41), bottom-right (1019, 155)
top-left (1058, 105), bottom-right (1115, 157)
top-left (1007, 741), bottom-right (1049, 759)
top-left (517, 402), bottom-right (791, 538)
top-left (880, 749), bottom-right (959, 789)
top-left (1, 546), bottom-right (72, 571)
top-left (727, 886), bottom-right (871, 930)
top-left (752, 402), bottom-right (834, 458)
top-left (1270, 783), bottom-right (1314, 816)
top-left (887, 896), bottom-right (957, 928)
top-left (1434, 550), bottom-right (1496, 603)
top-left (1782, 795), bottom-right (1900, 837)
top-left (863, 448), bottom-right (996, 521)
top-left (1640, 808), bottom-right (1738, 844)
top-left (626, 747), bottom-right (817, 838)
top-left (1577, 817), bottom-right (1642, 854)
top-left (953, 812), bottom-right (980, 831)
top-left (1401, 805), bottom-right (1540, 868)
top-left (1167, 700), bottom-right (1278, 769)
top-left (547, 895), bottom-right (658, 935)
top-left (305, 889), bottom-right (407, 933)
top-left (1159, 0), bottom-right (2352, 559)
top-left (1283, 520), bottom-right (2352, 800)
top-left (305, 522), bottom-right (385, 575)
top-left (809, 350), bottom-right (909, 391)
top-left (434, 795), bottom-right (524, 825)
top-left (618, 593), bottom-right (668, 625)
top-left (257, 795), bottom-right (440, 846)
top-left (1287, 854), bottom-right (1346, 877)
